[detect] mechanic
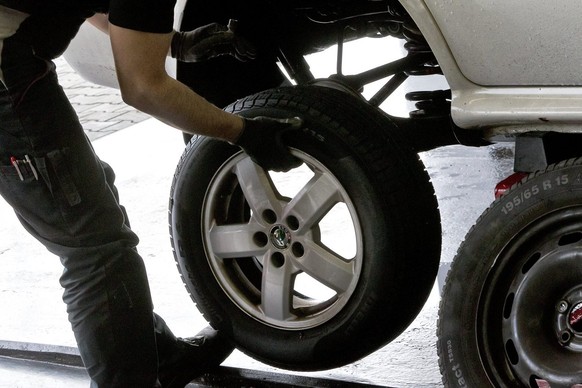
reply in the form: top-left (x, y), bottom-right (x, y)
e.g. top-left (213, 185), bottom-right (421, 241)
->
top-left (0, 0), bottom-right (301, 387)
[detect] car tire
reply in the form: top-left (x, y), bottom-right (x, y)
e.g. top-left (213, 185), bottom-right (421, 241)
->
top-left (169, 86), bottom-right (441, 370)
top-left (438, 158), bottom-right (582, 387)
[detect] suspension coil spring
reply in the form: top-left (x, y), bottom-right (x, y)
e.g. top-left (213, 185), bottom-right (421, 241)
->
top-left (401, 17), bottom-right (451, 119)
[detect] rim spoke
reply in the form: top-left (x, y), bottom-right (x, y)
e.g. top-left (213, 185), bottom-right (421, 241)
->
top-left (235, 158), bottom-right (282, 216)
top-left (261, 257), bottom-right (298, 321)
top-left (297, 241), bottom-right (355, 292)
top-left (209, 223), bottom-right (266, 258)
top-left (286, 172), bottom-right (342, 233)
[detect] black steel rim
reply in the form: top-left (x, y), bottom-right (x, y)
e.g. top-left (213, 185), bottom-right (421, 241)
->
top-left (478, 206), bottom-right (582, 387)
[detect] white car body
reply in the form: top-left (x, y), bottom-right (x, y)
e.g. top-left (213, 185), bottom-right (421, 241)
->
top-left (64, 0), bottom-right (187, 89)
top-left (402, 0), bottom-right (582, 135)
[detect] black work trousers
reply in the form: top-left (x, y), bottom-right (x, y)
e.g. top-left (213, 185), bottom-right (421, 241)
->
top-left (0, 18), bottom-right (180, 388)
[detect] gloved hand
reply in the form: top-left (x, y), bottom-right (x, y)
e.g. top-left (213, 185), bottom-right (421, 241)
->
top-left (171, 19), bottom-right (257, 62)
top-left (235, 116), bottom-right (303, 172)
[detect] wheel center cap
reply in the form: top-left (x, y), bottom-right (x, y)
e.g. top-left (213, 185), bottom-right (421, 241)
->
top-left (270, 225), bottom-right (291, 249)
top-left (570, 302), bottom-right (582, 332)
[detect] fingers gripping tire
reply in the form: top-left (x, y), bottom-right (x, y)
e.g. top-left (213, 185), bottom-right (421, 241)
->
top-left (169, 86), bottom-right (441, 371)
top-left (438, 158), bottom-right (582, 387)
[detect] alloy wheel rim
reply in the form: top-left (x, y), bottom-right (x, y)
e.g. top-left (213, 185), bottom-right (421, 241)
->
top-left (201, 150), bottom-right (363, 330)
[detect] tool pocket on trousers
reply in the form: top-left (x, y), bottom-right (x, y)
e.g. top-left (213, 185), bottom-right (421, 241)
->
top-left (46, 148), bottom-right (82, 207)
top-left (0, 163), bottom-right (37, 183)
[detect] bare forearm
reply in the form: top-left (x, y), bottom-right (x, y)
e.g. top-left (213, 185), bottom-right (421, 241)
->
top-left (126, 74), bottom-right (243, 141)
top-left (109, 24), bottom-right (243, 142)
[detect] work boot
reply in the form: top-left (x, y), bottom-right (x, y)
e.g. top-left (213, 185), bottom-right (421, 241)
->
top-left (158, 326), bottom-right (234, 388)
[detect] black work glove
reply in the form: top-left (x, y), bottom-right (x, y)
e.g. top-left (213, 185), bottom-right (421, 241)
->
top-left (171, 19), bottom-right (257, 62)
top-left (235, 116), bottom-right (303, 172)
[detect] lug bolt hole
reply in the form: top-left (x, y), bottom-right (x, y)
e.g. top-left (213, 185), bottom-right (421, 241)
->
top-left (557, 300), bottom-right (569, 313)
top-left (253, 232), bottom-right (268, 247)
top-left (292, 242), bottom-right (304, 258)
top-left (262, 209), bottom-right (277, 224)
top-left (287, 215), bottom-right (300, 231)
top-left (559, 330), bottom-right (572, 345)
top-left (271, 252), bottom-right (285, 268)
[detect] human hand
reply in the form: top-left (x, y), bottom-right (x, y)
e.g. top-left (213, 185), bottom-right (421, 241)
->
top-left (235, 116), bottom-right (303, 172)
top-left (171, 19), bottom-right (256, 62)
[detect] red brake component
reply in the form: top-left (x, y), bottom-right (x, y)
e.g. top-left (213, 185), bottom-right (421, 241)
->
top-left (494, 172), bottom-right (528, 199)
top-left (570, 303), bottom-right (582, 329)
